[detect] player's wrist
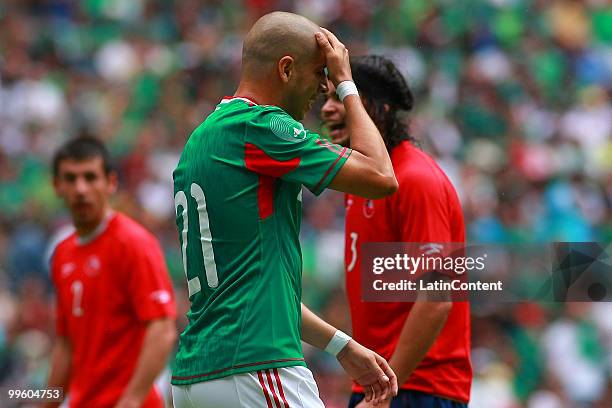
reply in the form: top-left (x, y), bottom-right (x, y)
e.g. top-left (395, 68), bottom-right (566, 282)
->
top-left (325, 329), bottom-right (352, 357)
top-left (336, 80), bottom-right (359, 102)
top-left (331, 73), bottom-right (352, 87)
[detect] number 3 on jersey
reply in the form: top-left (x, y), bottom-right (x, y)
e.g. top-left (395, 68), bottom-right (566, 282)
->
top-left (175, 183), bottom-right (219, 296)
top-left (348, 232), bottom-right (358, 272)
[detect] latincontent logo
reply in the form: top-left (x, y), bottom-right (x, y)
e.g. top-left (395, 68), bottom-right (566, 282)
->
top-left (362, 243), bottom-right (497, 301)
top-left (368, 246), bottom-right (501, 297)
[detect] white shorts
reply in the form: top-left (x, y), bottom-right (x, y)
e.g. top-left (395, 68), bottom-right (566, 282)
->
top-left (172, 366), bottom-right (325, 408)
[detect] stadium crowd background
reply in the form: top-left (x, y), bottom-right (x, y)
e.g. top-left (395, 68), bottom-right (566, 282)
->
top-left (0, 0), bottom-right (611, 407)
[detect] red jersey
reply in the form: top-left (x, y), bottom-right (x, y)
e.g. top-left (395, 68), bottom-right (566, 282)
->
top-left (51, 212), bottom-right (177, 408)
top-left (345, 141), bottom-right (472, 403)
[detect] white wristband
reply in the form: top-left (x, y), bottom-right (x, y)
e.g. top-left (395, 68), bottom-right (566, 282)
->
top-left (336, 81), bottom-right (358, 102)
top-left (324, 330), bottom-right (352, 356)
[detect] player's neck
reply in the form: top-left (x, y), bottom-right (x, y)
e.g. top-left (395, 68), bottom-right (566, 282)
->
top-left (234, 81), bottom-right (281, 108)
top-left (75, 208), bottom-right (114, 241)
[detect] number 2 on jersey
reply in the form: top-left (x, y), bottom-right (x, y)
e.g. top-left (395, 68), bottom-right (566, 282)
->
top-left (175, 183), bottom-right (219, 296)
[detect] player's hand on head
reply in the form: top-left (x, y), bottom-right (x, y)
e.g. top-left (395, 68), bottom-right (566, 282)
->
top-left (315, 27), bottom-right (352, 86)
top-left (336, 340), bottom-right (398, 405)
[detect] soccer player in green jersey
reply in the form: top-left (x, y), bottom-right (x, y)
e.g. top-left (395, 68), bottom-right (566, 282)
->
top-left (171, 12), bottom-right (398, 408)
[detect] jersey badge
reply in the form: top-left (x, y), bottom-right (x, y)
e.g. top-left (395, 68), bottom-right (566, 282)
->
top-left (293, 126), bottom-right (307, 139)
top-left (363, 199), bottom-right (375, 218)
top-left (346, 196), bottom-right (354, 210)
top-left (419, 243), bottom-right (444, 255)
top-left (61, 262), bottom-right (76, 278)
top-left (270, 115), bottom-right (307, 141)
top-left (150, 290), bottom-right (172, 304)
top-left (84, 255), bottom-right (101, 277)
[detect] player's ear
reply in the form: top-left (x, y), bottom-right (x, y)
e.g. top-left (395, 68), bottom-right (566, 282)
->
top-left (106, 171), bottom-right (118, 195)
top-left (52, 162), bottom-right (65, 196)
top-left (52, 175), bottom-right (62, 196)
top-left (278, 56), bottom-right (294, 83)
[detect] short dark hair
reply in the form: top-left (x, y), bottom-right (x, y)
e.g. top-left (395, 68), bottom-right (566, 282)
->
top-left (52, 137), bottom-right (113, 177)
top-left (350, 55), bottom-right (415, 150)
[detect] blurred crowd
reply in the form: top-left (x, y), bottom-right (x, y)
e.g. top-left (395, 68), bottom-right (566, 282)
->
top-left (0, 0), bottom-right (611, 407)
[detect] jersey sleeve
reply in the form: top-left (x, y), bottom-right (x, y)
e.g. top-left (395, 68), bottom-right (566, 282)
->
top-left (393, 171), bottom-right (468, 283)
top-left (393, 174), bottom-right (456, 280)
top-left (124, 237), bottom-right (177, 322)
top-left (244, 107), bottom-right (351, 195)
top-left (394, 175), bottom-right (453, 243)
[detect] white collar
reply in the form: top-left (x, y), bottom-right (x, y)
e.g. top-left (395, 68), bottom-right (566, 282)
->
top-left (219, 96), bottom-right (259, 105)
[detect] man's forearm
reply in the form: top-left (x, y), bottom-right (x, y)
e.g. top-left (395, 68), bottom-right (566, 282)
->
top-left (44, 337), bottom-right (71, 408)
top-left (302, 303), bottom-right (399, 403)
top-left (344, 95), bottom-right (394, 178)
top-left (300, 303), bottom-right (337, 349)
top-left (389, 301), bottom-right (451, 385)
top-left (119, 318), bottom-right (177, 404)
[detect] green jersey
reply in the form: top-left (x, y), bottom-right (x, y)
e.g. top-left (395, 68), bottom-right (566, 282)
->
top-left (171, 96), bottom-right (351, 384)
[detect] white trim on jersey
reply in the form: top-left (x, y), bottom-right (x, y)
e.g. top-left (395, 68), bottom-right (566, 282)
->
top-left (76, 210), bottom-right (115, 245)
top-left (172, 366), bottom-right (325, 408)
top-left (219, 96), bottom-right (259, 105)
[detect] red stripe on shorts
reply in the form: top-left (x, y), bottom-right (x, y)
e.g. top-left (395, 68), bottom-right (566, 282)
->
top-left (265, 369), bottom-right (283, 408)
top-left (257, 370), bottom-right (274, 408)
top-left (273, 368), bottom-right (290, 408)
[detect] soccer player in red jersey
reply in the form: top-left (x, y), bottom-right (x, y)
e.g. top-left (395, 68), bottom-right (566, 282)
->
top-left (45, 137), bottom-right (177, 408)
top-left (322, 56), bottom-right (471, 408)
